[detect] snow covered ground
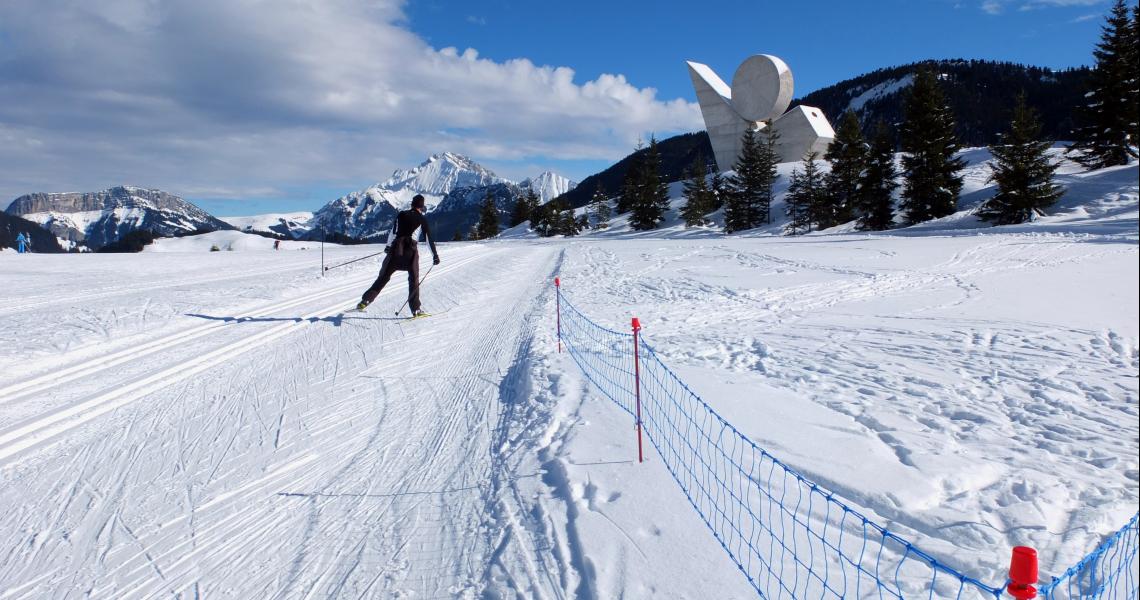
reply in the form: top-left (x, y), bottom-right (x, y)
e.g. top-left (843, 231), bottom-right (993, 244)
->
top-left (144, 230), bottom-right (330, 253)
top-left (0, 161), bottom-right (1136, 598)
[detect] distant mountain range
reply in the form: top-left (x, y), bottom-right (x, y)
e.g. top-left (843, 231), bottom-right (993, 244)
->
top-left (302, 153), bottom-right (576, 241)
top-left (6, 186), bottom-right (233, 251)
top-left (5, 156), bottom-right (576, 249)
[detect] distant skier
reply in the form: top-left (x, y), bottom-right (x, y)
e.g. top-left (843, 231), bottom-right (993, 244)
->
top-left (15, 232), bottom-right (28, 253)
top-left (356, 194), bottom-right (440, 316)
top-left (273, 239), bottom-right (280, 250)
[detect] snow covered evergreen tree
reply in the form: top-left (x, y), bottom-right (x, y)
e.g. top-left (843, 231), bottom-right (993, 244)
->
top-left (823, 109), bottom-right (868, 228)
top-left (725, 125), bottom-right (775, 232)
top-left (509, 193), bottom-right (530, 227)
top-left (558, 208), bottom-right (583, 236)
top-left (617, 141), bottom-right (644, 215)
top-left (857, 120), bottom-right (899, 231)
top-left (1067, 0), bottom-right (1139, 169)
top-left (785, 152), bottom-right (824, 235)
top-left (588, 184), bottom-right (611, 229)
top-left (757, 122), bottom-right (780, 225)
top-left (474, 190), bottom-right (500, 239)
top-left (709, 169), bottom-right (728, 212)
top-left (978, 93), bottom-right (1064, 225)
top-left (530, 201), bottom-right (554, 237)
top-left (900, 67), bottom-right (966, 225)
top-left (680, 155), bottom-right (714, 227)
top-left (509, 188), bottom-right (540, 229)
top-left (629, 137), bottom-right (668, 230)
top-left (1132, 3), bottom-right (1139, 148)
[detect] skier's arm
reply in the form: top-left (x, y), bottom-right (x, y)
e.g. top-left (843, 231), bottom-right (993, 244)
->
top-left (422, 216), bottom-right (439, 263)
top-left (384, 217), bottom-right (397, 252)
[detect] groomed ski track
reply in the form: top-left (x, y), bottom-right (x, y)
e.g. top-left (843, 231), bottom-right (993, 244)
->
top-left (0, 244), bottom-right (573, 598)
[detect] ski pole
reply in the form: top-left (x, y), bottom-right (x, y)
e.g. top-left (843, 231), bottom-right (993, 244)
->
top-left (323, 250), bottom-right (386, 272)
top-left (395, 263), bottom-right (435, 316)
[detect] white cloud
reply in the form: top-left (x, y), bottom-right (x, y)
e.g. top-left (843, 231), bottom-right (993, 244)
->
top-left (0, 0), bottom-right (700, 204)
top-left (980, 0), bottom-right (1106, 14)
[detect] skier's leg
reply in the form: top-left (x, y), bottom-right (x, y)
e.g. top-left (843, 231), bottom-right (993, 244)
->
top-left (361, 256), bottom-right (396, 304)
top-left (407, 253), bottom-right (421, 313)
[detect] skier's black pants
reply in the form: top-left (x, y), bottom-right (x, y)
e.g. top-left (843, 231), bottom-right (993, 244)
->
top-left (362, 246), bottom-right (420, 312)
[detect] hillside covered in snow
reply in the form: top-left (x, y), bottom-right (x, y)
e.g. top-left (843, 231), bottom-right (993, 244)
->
top-left (520, 146), bottom-right (1137, 243)
top-left (0, 148), bottom-right (1135, 598)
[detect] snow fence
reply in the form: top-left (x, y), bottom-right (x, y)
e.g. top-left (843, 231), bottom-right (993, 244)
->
top-left (554, 280), bottom-right (1138, 600)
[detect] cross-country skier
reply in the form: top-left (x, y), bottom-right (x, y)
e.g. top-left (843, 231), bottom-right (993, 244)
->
top-left (16, 232), bottom-right (27, 253)
top-left (356, 194), bottom-right (440, 316)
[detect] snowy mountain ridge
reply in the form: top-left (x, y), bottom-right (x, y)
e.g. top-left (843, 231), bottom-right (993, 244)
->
top-left (520, 171), bottom-right (578, 203)
top-left (298, 153), bottom-right (576, 240)
top-left (6, 186), bottom-right (232, 250)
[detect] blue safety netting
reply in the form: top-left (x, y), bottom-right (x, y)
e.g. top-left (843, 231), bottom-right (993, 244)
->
top-left (1040, 514), bottom-right (1138, 600)
top-left (556, 284), bottom-right (1138, 600)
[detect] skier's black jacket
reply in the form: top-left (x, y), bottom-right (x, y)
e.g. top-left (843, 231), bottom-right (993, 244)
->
top-left (384, 209), bottom-right (438, 269)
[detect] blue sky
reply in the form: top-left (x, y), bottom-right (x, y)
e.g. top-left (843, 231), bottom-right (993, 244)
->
top-left (406, 0), bottom-right (1109, 105)
top-left (0, 0), bottom-right (1113, 216)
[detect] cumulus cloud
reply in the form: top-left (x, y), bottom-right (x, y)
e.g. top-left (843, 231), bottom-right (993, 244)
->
top-left (0, 0), bottom-right (700, 204)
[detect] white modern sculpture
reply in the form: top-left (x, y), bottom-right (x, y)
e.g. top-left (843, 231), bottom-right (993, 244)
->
top-left (687, 55), bottom-right (835, 171)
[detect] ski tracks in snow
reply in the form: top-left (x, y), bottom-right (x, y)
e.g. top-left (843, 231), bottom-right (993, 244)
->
top-left (0, 243), bottom-right (592, 598)
top-left (559, 235), bottom-right (1138, 584)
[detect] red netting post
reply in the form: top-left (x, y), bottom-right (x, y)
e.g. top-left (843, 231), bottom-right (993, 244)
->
top-left (632, 317), bottom-right (644, 464)
top-left (555, 278), bottom-right (562, 353)
top-left (1007, 546), bottom-right (1038, 599)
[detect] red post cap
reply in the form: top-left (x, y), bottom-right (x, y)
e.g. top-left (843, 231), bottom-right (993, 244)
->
top-left (1007, 546), bottom-right (1038, 600)
top-left (631, 317), bottom-right (641, 331)
top-left (555, 277), bottom-right (560, 287)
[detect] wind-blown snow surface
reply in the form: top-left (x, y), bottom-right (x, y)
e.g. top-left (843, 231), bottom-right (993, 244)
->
top-left (0, 176), bottom-right (1135, 596)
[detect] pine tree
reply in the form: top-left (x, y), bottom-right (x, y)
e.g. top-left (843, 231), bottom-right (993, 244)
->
top-left (680, 155), bottom-right (714, 227)
top-left (648, 137), bottom-right (671, 219)
top-left (784, 170), bottom-right (807, 235)
top-left (559, 208), bottom-right (582, 236)
top-left (857, 120), bottom-right (899, 231)
top-left (475, 190), bottom-right (500, 240)
top-left (823, 109), bottom-right (868, 228)
top-left (709, 169), bottom-right (728, 212)
top-left (1131, 3), bottom-right (1139, 149)
top-left (588, 184), bottom-right (611, 229)
top-left (758, 122), bottom-right (780, 225)
top-left (526, 189), bottom-right (541, 223)
top-left (451, 229), bottom-right (465, 241)
top-left (629, 136), bottom-right (668, 230)
top-left (530, 201), bottom-right (553, 237)
top-left (725, 127), bottom-right (761, 232)
top-left (785, 152), bottom-right (824, 235)
top-left (509, 192), bottom-right (531, 227)
top-left (1067, 0), bottom-right (1138, 168)
top-left (617, 140), bottom-right (644, 214)
top-left (978, 93), bottom-right (1064, 225)
top-left (900, 67), bottom-right (966, 224)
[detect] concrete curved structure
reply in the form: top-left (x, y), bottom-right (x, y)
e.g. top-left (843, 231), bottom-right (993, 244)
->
top-left (730, 54), bottom-right (793, 121)
top-left (687, 54), bottom-right (834, 171)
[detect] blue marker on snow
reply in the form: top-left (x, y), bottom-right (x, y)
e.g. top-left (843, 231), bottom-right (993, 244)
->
top-left (15, 232), bottom-right (27, 254)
